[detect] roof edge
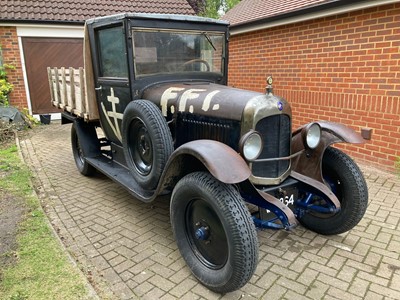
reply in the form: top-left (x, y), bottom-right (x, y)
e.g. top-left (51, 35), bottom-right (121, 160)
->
top-left (86, 13), bottom-right (228, 25)
top-left (229, 0), bottom-right (400, 35)
top-left (0, 19), bottom-right (84, 26)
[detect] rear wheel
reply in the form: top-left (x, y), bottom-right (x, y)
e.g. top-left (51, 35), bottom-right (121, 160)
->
top-left (299, 147), bottom-right (368, 235)
top-left (71, 124), bottom-right (96, 176)
top-left (170, 172), bottom-right (258, 293)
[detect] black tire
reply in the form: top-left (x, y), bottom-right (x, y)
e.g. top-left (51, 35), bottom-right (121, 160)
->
top-left (71, 124), bottom-right (96, 176)
top-left (170, 172), bottom-right (259, 293)
top-left (122, 100), bottom-right (173, 190)
top-left (299, 147), bottom-right (368, 235)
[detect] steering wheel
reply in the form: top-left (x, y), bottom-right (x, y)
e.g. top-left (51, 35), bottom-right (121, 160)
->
top-left (181, 59), bottom-right (210, 71)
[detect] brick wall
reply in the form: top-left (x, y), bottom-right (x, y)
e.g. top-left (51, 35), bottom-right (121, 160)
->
top-left (0, 26), bottom-right (27, 109)
top-left (228, 3), bottom-right (400, 171)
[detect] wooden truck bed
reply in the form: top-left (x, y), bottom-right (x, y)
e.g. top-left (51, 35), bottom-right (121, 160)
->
top-left (47, 67), bottom-right (99, 121)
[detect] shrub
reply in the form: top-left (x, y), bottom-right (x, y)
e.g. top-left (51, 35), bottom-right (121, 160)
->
top-left (0, 44), bottom-right (15, 107)
top-left (0, 64), bottom-right (15, 107)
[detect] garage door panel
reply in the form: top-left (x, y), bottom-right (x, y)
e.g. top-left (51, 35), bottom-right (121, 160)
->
top-left (22, 38), bottom-right (83, 114)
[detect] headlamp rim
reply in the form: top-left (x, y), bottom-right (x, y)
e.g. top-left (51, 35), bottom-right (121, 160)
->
top-left (302, 122), bottom-right (322, 150)
top-left (239, 130), bottom-right (264, 162)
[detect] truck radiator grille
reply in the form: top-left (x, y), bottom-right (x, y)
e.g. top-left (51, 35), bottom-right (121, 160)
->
top-left (176, 114), bottom-right (240, 149)
top-left (252, 115), bottom-right (291, 178)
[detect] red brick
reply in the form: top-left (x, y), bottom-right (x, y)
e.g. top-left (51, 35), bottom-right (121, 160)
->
top-left (228, 4), bottom-right (399, 171)
top-left (0, 26), bottom-right (27, 109)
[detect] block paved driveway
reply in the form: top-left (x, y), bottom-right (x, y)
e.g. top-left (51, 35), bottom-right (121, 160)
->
top-left (19, 123), bottom-right (400, 300)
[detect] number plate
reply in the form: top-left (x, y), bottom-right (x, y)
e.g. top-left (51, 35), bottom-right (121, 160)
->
top-left (259, 186), bottom-right (298, 220)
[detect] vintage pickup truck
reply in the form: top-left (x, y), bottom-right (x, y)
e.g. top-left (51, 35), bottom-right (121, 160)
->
top-left (48, 13), bottom-right (368, 293)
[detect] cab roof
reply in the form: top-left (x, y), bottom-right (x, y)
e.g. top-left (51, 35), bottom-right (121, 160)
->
top-left (86, 13), bottom-right (229, 26)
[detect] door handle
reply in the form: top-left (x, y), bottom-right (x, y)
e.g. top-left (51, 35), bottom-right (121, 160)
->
top-left (95, 86), bottom-right (102, 91)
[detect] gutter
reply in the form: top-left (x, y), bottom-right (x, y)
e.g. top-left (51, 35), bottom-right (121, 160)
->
top-left (229, 0), bottom-right (400, 36)
top-left (0, 22), bottom-right (84, 30)
top-left (0, 19), bottom-right (84, 26)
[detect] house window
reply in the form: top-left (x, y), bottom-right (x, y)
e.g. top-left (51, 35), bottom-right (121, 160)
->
top-left (97, 26), bottom-right (128, 78)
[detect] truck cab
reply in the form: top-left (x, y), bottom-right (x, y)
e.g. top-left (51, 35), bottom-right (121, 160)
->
top-left (89, 14), bottom-right (228, 144)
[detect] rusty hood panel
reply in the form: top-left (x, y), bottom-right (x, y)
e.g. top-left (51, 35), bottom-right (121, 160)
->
top-left (142, 82), bottom-right (264, 121)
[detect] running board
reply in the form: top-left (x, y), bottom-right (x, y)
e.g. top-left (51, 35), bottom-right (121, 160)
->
top-left (86, 156), bottom-right (155, 202)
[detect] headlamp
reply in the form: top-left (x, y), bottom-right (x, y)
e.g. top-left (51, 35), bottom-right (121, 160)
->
top-left (302, 123), bottom-right (321, 149)
top-left (240, 131), bottom-right (263, 161)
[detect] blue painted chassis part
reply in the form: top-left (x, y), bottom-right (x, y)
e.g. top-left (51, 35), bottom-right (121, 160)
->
top-left (252, 216), bottom-right (283, 229)
top-left (242, 192), bottom-right (296, 230)
top-left (250, 190), bottom-right (341, 230)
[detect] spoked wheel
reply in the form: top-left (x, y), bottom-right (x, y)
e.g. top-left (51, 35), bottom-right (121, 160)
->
top-left (170, 172), bottom-right (258, 293)
top-left (71, 124), bottom-right (96, 176)
top-left (298, 147), bottom-right (368, 235)
top-left (122, 100), bottom-right (173, 190)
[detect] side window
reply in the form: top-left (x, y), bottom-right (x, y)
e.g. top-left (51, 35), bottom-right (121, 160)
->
top-left (97, 26), bottom-right (128, 78)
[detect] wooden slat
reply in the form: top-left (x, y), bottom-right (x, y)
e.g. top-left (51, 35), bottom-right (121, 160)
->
top-left (72, 108), bottom-right (83, 117)
top-left (54, 67), bottom-right (61, 104)
top-left (69, 67), bottom-right (75, 110)
top-left (48, 65), bottom-right (99, 121)
top-left (79, 67), bottom-right (86, 114)
top-left (47, 67), bottom-right (55, 103)
top-left (61, 67), bottom-right (67, 106)
top-left (57, 103), bottom-right (66, 110)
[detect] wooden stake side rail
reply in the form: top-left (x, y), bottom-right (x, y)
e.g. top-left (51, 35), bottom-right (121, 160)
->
top-left (47, 67), bottom-right (99, 121)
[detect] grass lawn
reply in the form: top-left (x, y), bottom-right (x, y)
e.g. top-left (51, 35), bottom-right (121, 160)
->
top-left (0, 144), bottom-right (96, 300)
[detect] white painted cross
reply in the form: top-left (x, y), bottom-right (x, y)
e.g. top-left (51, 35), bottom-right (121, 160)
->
top-left (101, 88), bottom-right (123, 141)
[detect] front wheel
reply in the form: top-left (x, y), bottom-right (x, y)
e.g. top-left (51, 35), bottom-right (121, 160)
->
top-left (299, 147), bottom-right (368, 235)
top-left (170, 172), bottom-right (259, 293)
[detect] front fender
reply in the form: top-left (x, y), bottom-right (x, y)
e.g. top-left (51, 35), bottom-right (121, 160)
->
top-left (291, 121), bottom-right (365, 182)
top-left (158, 140), bottom-right (251, 191)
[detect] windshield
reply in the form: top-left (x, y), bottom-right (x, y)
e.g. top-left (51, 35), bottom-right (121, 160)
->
top-left (132, 29), bottom-right (225, 77)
